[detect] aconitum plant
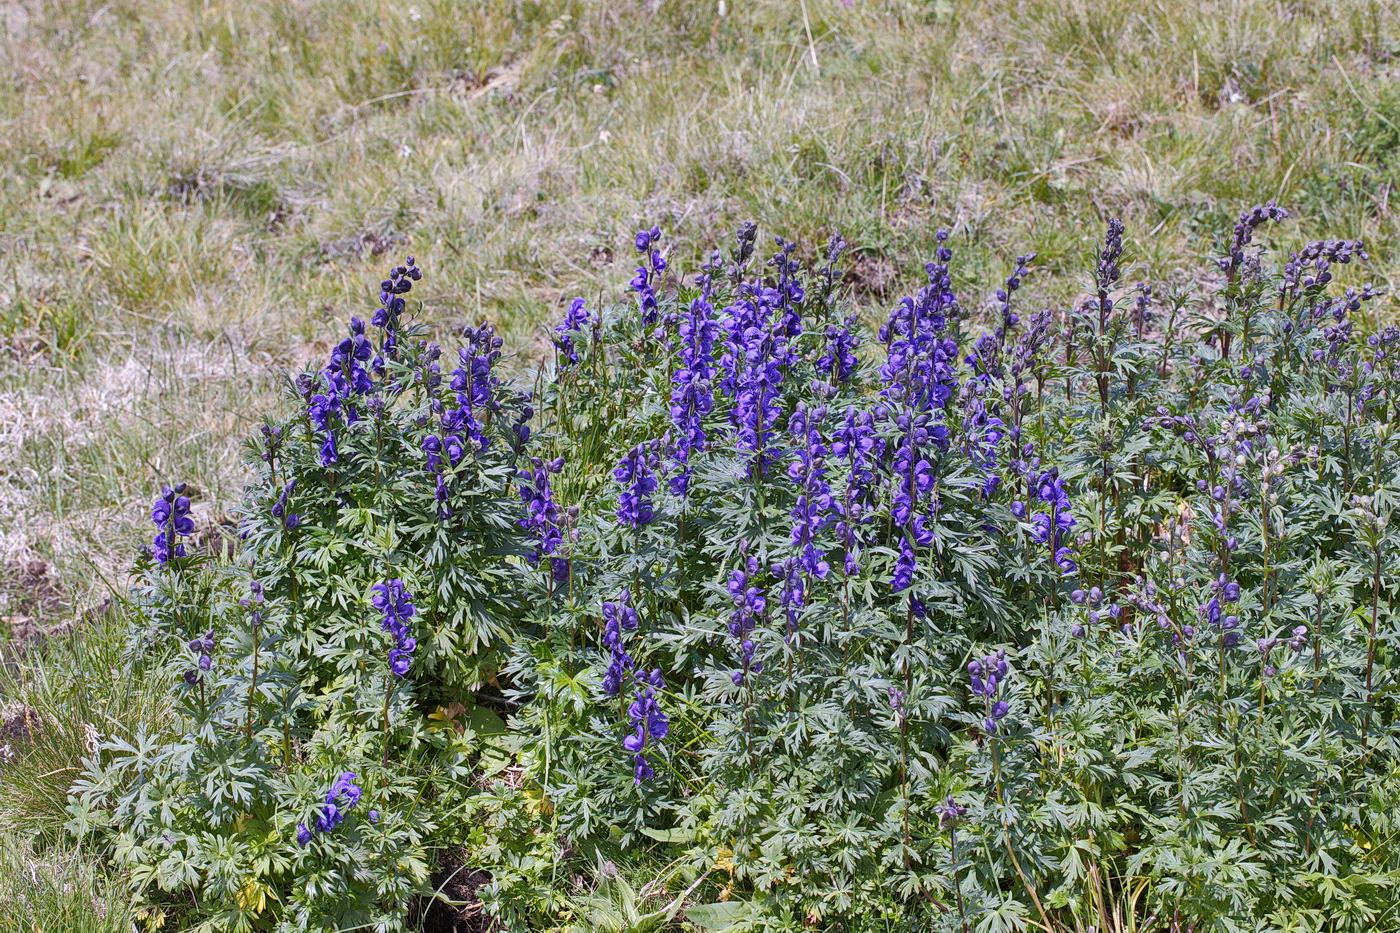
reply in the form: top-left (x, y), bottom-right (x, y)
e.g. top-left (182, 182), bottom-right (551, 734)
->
top-left (726, 555), bottom-right (765, 683)
top-left (449, 324), bottom-right (502, 451)
top-left (271, 479), bottom-right (300, 529)
top-left (88, 208), bottom-right (1400, 933)
top-left (787, 402), bottom-right (833, 579)
top-left (669, 260), bottom-right (720, 496)
top-left (817, 314), bottom-right (860, 384)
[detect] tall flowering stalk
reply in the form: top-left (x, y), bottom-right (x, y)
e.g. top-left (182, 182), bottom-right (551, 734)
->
top-left (669, 259), bottom-right (720, 496)
top-left (372, 579), bottom-right (416, 767)
top-left (959, 368), bottom-right (1007, 501)
top-left (776, 557), bottom-right (805, 639)
top-left (968, 650), bottom-right (1011, 734)
top-left (831, 408), bottom-right (880, 577)
top-left (726, 556), bottom-right (765, 685)
top-left (1023, 468), bottom-right (1077, 576)
top-left (601, 592), bottom-right (639, 696)
top-left (597, 591), bottom-right (666, 784)
top-left (308, 317), bottom-right (375, 466)
top-left (372, 579), bottom-right (417, 677)
top-left (448, 324), bottom-right (502, 452)
top-left (151, 483), bottom-right (194, 565)
top-left (812, 231), bottom-right (849, 317)
top-left (723, 286), bottom-right (787, 477)
top-left (768, 237), bottom-right (806, 341)
top-left (422, 432), bottom-right (464, 519)
top-left (1218, 201), bottom-right (1288, 360)
top-left (372, 256), bottom-right (420, 362)
top-left (518, 456), bottom-right (565, 566)
top-left (787, 403), bottom-right (833, 581)
top-left (993, 252), bottom-right (1035, 338)
top-left (614, 441), bottom-right (661, 529)
top-left (271, 479), bottom-right (300, 529)
top-left (889, 410), bottom-right (936, 592)
top-left (631, 226), bottom-right (665, 326)
top-left (553, 297), bottom-right (591, 368)
top-left (880, 230), bottom-right (961, 592)
top-left (817, 314), bottom-right (861, 384)
top-left (624, 668), bottom-right (668, 783)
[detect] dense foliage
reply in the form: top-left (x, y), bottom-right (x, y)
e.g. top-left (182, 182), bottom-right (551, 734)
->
top-left (64, 209), bottom-right (1400, 932)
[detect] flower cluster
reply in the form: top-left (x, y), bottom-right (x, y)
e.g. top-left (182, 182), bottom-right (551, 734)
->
top-left (776, 557), bottom-right (805, 636)
top-left (768, 238), bottom-right (806, 339)
top-left (151, 483), bottom-right (194, 565)
top-left (889, 410), bottom-right (936, 592)
top-left (182, 630), bottom-right (214, 686)
top-left (1221, 201), bottom-right (1289, 277)
top-left (372, 256), bottom-right (421, 360)
top-left (308, 317), bottom-right (376, 466)
top-left (631, 226), bottom-right (665, 326)
top-left (624, 668), bottom-right (668, 783)
top-left (817, 313), bottom-right (860, 384)
top-left (787, 403), bottom-right (833, 578)
top-left (553, 297), bottom-right (591, 367)
top-left (1203, 574), bottom-right (1242, 647)
top-left (968, 650), bottom-right (1011, 734)
top-left (601, 591), bottom-right (639, 696)
top-left (726, 556), bottom-right (765, 683)
top-left (669, 261), bottom-right (721, 495)
top-left (271, 479), bottom-right (300, 529)
top-left (936, 796), bottom-right (967, 831)
top-left (994, 252), bottom-right (1035, 334)
top-left (1018, 468), bottom-right (1077, 575)
top-left (614, 440), bottom-right (661, 529)
top-left (723, 287), bottom-right (788, 475)
top-left (831, 408), bottom-right (880, 575)
top-left (296, 772), bottom-right (366, 846)
top-left (448, 324), bottom-right (502, 451)
top-left (371, 579), bottom-right (417, 677)
top-left (1068, 586), bottom-right (1121, 637)
top-left (518, 457), bottom-right (565, 565)
top-left (422, 432), bottom-right (465, 519)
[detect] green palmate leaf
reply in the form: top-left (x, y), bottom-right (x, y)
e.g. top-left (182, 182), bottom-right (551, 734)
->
top-left (683, 900), bottom-right (752, 929)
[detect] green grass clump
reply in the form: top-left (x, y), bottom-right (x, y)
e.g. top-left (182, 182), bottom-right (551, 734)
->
top-left (0, 835), bottom-right (140, 933)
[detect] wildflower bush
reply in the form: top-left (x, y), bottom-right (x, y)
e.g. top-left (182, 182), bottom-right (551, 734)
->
top-left (64, 208), bottom-right (1400, 932)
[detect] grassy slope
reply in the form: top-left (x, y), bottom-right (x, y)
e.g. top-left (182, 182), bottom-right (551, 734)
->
top-left (1, 0), bottom-right (1397, 622)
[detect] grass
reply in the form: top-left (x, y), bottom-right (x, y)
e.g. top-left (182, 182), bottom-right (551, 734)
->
top-left (0, 599), bottom-right (173, 840)
top-left (0, 834), bottom-right (141, 933)
top-left (0, 0), bottom-right (1397, 924)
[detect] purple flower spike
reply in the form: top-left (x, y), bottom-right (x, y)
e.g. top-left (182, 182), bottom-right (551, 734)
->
top-left (151, 483), bottom-right (194, 565)
top-left (372, 579), bottom-right (417, 677)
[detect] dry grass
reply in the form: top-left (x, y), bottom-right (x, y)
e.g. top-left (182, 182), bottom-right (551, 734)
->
top-left (0, 0), bottom-right (1397, 624)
